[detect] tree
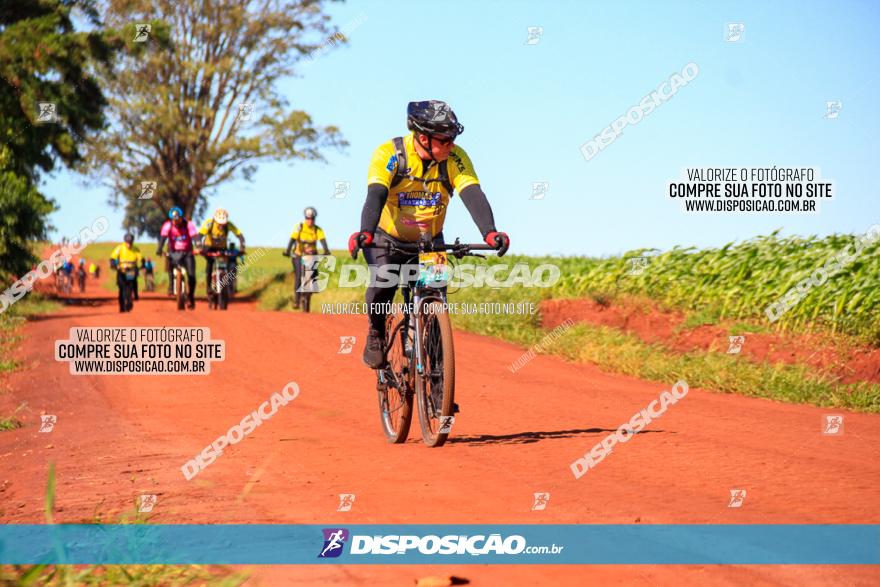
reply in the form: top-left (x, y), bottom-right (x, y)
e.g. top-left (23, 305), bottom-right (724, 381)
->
top-left (0, 0), bottom-right (117, 280)
top-left (80, 0), bottom-right (348, 236)
top-left (0, 172), bottom-right (56, 278)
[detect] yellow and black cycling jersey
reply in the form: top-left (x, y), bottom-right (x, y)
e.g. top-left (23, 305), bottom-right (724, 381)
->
top-left (110, 244), bottom-right (143, 267)
top-left (198, 218), bottom-right (242, 249)
top-left (367, 134), bottom-right (480, 242)
top-left (290, 223), bottom-right (325, 255)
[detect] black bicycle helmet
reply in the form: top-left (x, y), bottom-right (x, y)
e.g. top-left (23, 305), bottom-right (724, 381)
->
top-left (123, 233), bottom-right (134, 244)
top-left (407, 100), bottom-right (464, 139)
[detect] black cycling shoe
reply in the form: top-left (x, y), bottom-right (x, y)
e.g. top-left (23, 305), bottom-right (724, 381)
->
top-left (362, 329), bottom-right (386, 369)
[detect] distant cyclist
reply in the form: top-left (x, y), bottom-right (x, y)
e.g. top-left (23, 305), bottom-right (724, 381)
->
top-left (227, 242), bottom-right (239, 294)
top-left (143, 257), bottom-right (155, 292)
top-left (349, 100), bottom-right (509, 368)
top-left (76, 259), bottom-right (87, 292)
top-left (198, 208), bottom-right (246, 300)
top-left (110, 234), bottom-right (144, 313)
top-left (283, 206), bottom-right (330, 309)
top-left (157, 207), bottom-right (198, 309)
top-left (62, 259), bottom-right (74, 277)
top-left (59, 259), bottom-right (75, 293)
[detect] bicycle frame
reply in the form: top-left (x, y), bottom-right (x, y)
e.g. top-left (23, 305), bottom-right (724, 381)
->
top-left (374, 283), bottom-right (441, 386)
top-left (374, 236), bottom-right (493, 376)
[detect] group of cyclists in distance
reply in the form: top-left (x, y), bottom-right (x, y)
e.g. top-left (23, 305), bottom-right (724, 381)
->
top-left (52, 256), bottom-right (96, 294)
top-left (103, 100), bottom-right (510, 371)
top-left (106, 205), bottom-right (330, 313)
top-left (109, 207), bottom-right (245, 312)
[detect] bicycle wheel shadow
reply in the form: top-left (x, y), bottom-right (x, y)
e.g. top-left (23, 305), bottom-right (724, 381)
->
top-left (448, 428), bottom-right (667, 446)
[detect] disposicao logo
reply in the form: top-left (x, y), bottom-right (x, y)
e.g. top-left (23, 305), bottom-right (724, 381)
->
top-left (318, 528), bottom-right (349, 558)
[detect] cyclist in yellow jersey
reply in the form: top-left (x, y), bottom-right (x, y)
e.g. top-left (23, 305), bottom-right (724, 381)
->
top-left (198, 208), bottom-right (246, 300)
top-left (349, 100), bottom-right (510, 368)
top-left (282, 207), bottom-right (330, 308)
top-left (109, 233), bottom-right (144, 313)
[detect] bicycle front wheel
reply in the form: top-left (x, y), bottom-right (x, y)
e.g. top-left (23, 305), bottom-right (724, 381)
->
top-left (176, 271), bottom-right (186, 310)
top-left (416, 301), bottom-right (455, 447)
top-left (378, 309), bottom-right (413, 443)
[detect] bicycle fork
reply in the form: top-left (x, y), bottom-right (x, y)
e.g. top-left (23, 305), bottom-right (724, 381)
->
top-left (412, 291), bottom-right (425, 375)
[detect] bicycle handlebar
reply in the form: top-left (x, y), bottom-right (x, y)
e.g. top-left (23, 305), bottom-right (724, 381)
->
top-left (198, 249), bottom-right (245, 258)
top-left (364, 238), bottom-right (497, 258)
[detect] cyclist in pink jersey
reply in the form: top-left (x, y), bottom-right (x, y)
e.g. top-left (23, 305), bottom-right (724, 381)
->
top-left (157, 207), bottom-right (198, 308)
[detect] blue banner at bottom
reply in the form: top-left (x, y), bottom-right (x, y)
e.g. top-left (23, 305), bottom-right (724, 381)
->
top-left (0, 525), bottom-right (876, 564)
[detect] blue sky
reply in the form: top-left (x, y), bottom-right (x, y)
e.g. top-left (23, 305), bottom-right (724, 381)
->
top-left (44, 0), bottom-right (880, 256)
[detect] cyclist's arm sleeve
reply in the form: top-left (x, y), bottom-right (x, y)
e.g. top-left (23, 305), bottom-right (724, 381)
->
top-left (360, 183), bottom-right (388, 233)
top-left (229, 222), bottom-right (243, 239)
top-left (361, 141), bottom-right (395, 233)
top-left (285, 238), bottom-right (295, 255)
top-left (459, 184), bottom-right (497, 238)
top-left (320, 238), bottom-right (330, 255)
top-left (156, 236), bottom-right (167, 254)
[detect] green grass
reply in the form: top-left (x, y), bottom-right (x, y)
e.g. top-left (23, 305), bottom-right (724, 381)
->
top-left (0, 293), bottom-right (62, 373)
top-left (0, 402), bottom-right (27, 431)
top-left (680, 307), bottom-right (721, 330)
top-left (546, 323), bottom-right (880, 412)
top-left (0, 463), bottom-right (248, 586)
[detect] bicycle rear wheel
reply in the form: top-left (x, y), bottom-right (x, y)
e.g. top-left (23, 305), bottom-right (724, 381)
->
top-left (416, 301), bottom-right (455, 447)
top-left (377, 309), bottom-right (414, 443)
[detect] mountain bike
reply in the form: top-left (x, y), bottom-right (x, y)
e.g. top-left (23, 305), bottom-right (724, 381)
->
top-left (367, 236), bottom-right (495, 447)
top-left (167, 252), bottom-right (192, 311)
top-left (117, 262), bottom-right (137, 312)
top-left (203, 249), bottom-right (244, 310)
top-left (76, 268), bottom-right (87, 293)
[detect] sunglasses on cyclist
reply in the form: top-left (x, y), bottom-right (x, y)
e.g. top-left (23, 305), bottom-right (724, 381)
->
top-left (430, 135), bottom-right (455, 147)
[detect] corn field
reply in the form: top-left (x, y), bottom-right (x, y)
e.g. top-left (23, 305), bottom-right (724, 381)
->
top-left (548, 229), bottom-right (880, 342)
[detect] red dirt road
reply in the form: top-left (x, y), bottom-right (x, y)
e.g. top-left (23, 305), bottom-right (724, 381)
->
top-left (1, 287), bottom-right (879, 585)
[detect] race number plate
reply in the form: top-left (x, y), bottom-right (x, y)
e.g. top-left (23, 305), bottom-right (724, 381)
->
top-left (417, 252), bottom-right (452, 286)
